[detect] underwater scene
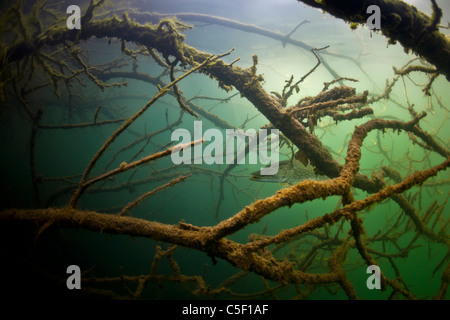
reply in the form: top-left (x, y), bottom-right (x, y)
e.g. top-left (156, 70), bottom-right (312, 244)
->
top-left (0, 0), bottom-right (449, 301)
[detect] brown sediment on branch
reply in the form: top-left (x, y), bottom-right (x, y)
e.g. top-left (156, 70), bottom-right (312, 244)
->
top-left (68, 50), bottom-right (227, 208)
top-left (44, 164), bottom-right (247, 208)
top-left (286, 87), bottom-right (369, 129)
top-left (2, 8), bottom-right (436, 194)
top-left (1, 2), bottom-right (450, 299)
top-left (328, 107), bottom-right (374, 122)
top-left (120, 11), bottom-right (357, 64)
top-left (394, 64), bottom-right (438, 75)
top-left (209, 116), bottom-right (449, 244)
top-left (118, 174), bottom-right (192, 216)
top-left (1, 150), bottom-right (448, 290)
top-left (70, 139), bottom-right (202, 208)
top-left (102, 111), bottom-right (184, 171)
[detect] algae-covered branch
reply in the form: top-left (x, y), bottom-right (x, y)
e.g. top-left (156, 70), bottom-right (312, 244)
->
top-left (0, 0), bottom-right (448, 300)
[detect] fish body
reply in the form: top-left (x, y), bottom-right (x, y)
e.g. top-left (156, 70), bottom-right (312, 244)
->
top-left (249, 159), bottom-right (327, 184)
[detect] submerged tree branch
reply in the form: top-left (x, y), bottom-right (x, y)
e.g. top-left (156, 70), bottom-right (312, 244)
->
top-left (1, 1), bottom-right (449, 299)
top-left (297, 0), bottom-right (450, 80)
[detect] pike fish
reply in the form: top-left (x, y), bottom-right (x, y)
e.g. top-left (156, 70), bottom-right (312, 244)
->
top-left (249, 158), bottom-right (328, 185)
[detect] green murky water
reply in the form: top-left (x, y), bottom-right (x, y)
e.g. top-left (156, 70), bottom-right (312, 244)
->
top-left (0, 0), bottom-right (449, 300)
